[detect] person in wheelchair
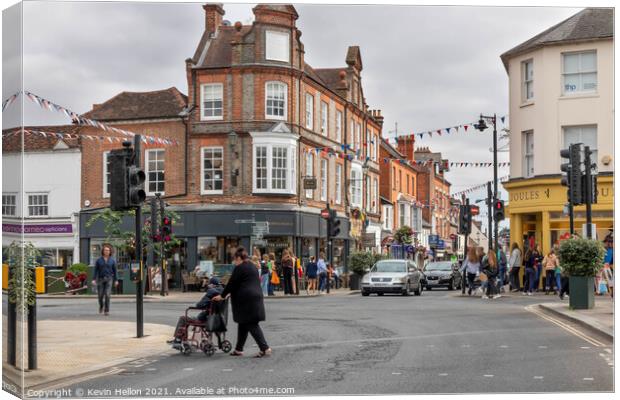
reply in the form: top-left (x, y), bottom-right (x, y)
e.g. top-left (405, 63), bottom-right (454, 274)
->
top-left (168, 277), bottom-right (223, 344)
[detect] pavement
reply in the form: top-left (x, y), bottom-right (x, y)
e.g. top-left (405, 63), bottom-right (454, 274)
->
top-left (2, 287), bottom-right (613, 395)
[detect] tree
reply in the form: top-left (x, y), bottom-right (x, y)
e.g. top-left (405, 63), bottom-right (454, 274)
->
top-left (7, 242), bottom-right (37, 315)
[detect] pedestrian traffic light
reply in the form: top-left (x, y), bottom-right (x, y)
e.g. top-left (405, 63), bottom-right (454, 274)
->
top-left (109, 147), bottom-right (133, 211)
top-left (161, 215), bottom-right (172, 242)
top-left (493, 199), bottom-right (505, 222)
top-left (459, 205), bottom-right (472, 235)
top-left (560, 144), bottom-right (583, 205)
top-left (328, 209), bottom-right (340, 238)
top-left (128, 166), bottom-right (146, 207)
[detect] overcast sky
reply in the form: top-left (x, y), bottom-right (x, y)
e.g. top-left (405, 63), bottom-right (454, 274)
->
top-left (2, 1), bottom-right (587, 231)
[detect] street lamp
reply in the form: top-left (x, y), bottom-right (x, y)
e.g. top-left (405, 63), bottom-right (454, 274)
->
top-left (474, 114), bottom-right (499, 256)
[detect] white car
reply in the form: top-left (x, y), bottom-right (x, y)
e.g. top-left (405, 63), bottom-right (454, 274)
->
top-left (361, 259), bottom-right (423, 296)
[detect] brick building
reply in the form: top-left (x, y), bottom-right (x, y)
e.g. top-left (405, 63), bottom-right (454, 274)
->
top-left (78, 3), bottom-right (385, 276)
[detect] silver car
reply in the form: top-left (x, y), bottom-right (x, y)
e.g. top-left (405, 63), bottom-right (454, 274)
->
top-left (361, 259), bottom-right (423, 296)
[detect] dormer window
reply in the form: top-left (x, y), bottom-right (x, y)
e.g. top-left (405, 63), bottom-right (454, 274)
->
top-left (266, 30), bottom-right (290, 63)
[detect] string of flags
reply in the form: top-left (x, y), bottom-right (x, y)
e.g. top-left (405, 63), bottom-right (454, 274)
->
top-left (304, 145), bottom-right (369, 161)
top-left (2, 128), bottom-right (169, 146)
top-left (451, 175), bottom-right (511, 198)
top-left (3, 90), bottom-right (179, 146)
top-left (388, 115), bottom-right (508, 141)
top-left (381, 157), bottom-right (509, 168)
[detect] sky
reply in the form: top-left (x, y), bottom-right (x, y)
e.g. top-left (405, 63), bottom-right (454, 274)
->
top-left (2, 0), bottom-right (587, 232)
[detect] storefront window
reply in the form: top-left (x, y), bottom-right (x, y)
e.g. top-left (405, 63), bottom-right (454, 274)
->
top-left (89, 239), bottom-right (131, 266)
top-left (197, 237), bottom-right (239, 265)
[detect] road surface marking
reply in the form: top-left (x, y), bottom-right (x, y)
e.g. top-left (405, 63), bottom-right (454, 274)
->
top-left (145, 368), bottom-right (157, 371)
top-left (525, 305), bottom-right (604, 347)
top-left (499, 345), bottom-right (508, 348)
top-left (392, 372), bottom-right (402, 375)
top-left (461, 344), bottom-right (471, 348)
top-left (583, 378), bottom-right (594, 381)
top-left (484, 375), bottom-right (494, 378)
top-left (533, 376), bottom-right (544, 380)
top-left (438, 373), bottom-right (449, 376)
top-left (537, 346), bottom-right (547, 349)
top-left (581, 346), bottom-right (591, 349)
top-left (222, 368), bottom-right (233, 372)
top-left (265, 369), bottom-right (274, 372)
top-left (305, 370), bottom-right (314, 373)
top-left (182, 368), bottom-right (193, 371)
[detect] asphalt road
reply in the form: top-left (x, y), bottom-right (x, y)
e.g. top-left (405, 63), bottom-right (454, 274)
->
top-left (34, 290), bottom-right (614, 395)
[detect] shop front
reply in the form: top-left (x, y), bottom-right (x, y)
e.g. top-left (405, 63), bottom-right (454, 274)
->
top-left (79, 206), bottom-right (351, 287)
top-left (504, 173), bottom-right (614, 255)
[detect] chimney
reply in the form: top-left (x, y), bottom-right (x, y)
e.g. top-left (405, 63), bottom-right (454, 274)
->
top-left (203, 3), bottom-right (225, 37)
top-left (373, 109), bottom-right (384, 129)
top-left (396, 132), bottom-right (415, 162)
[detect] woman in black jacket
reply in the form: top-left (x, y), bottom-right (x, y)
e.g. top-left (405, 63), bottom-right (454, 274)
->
top-left (213, 247), bottom-right (271, 358)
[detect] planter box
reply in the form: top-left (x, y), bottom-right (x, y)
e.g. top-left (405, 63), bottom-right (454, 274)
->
top-left (349, 274), bottom-right (361, 290)
top-left (569, 276), bottom-right (595, 310)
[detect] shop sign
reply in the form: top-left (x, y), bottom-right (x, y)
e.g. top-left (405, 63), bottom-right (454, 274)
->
top-left (509, 181), bottom-right (612, 208)
top-left (2, 223), bottom-right (73, 234)
top-left (303, 177), bottom-right (317, 190)
top-left (428, 234), bottom-right (439, 246)
top-left (362, 233), bottom-right (376, 247)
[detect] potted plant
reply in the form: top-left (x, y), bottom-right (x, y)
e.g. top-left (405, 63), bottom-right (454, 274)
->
top-left (64, 263), bottom-right (89, 294)
top-left (558, 238), bottom-right (605, 310)
top-left (347, 252), bottom-right (384, 290)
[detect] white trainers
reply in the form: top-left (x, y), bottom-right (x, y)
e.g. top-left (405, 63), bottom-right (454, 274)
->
top-left (493, 294), bottom-right (501, 299)
top-left (521, 292), bottom-right (527, 296)
top-left (482, 295), bottom-right (489, 299)
top-left (527, 292), bottom-right (532, 296)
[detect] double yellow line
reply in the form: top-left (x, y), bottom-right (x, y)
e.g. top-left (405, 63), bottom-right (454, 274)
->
top-left (525, 304), bottom-right (605, 347)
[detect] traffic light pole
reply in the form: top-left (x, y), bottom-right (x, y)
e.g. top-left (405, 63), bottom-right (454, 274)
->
top-left (568, 202), bottom-right (575, 235)
top-left (487, 182), bottom-right (493, 252)
top-left (326, 203), bottom-right (332, 294)
top-left (584, 146), bottom-right (593, 239)
top-left (134, 134), bottom-right (144, 338)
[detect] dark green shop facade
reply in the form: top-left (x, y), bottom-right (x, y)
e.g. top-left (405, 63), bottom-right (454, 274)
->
top-left (79, 206), bottom-right (351, 290)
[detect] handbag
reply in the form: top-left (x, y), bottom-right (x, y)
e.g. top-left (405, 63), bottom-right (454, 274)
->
top-left (206, 313), bottom-right (226, 332)
top-left (271, 272), bottom-right (280, 285)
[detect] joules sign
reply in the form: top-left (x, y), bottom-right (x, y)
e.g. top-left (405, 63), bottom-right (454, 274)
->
top-left (2, 223), bottom-right (73, 234)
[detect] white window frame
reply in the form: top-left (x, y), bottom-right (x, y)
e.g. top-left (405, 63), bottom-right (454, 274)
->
top-left (335, 110), bottom-right (342, 143)
top-left (562, 50), bottom-right (597, 95)
top-left (563, 125), bottom-right (598, 164)
top-left (523, 131), bottom-right (534, 178)
top-left (305, 152), bottom-right (314, 199)
top-left (146, 149), bottom-right (165, 196)
top-left (265, 81), bottom-right (287, 120)
top-left (373, 178), bottom-right (378, 213)
top-left (200, 146), bottom-right (224, 195)
top-left (383, 205), bottom-right (393, 231)
top-left (27, 193), bottom-right (49, 218)
top-left (350, 163), bottom-right (363, 208)
top-left (200, 83), bottom-right (224, 121)
top-left (350, 120), bottom-right (355, 150)
top-left (320, 158), bottom-right (328, 201)
top-left (2, 193), bottom-right (17, 217)
top-left (305, 93), bottom-right (314, 130)
top-left (335, 164), bottom-right (342, 205)
top-left (356, 123), bottom-right (361, 153)
top-left (522, 59), bottom-right (534, 102)
top-left (399, 203), bottom-right (406, 228)
top-left (320, 101), bottom-right (328, 136)
top-left (251, 132), bottom-right (298, 195)
top-left (365, 176), bottom-right (371, 211)
top-left (102, 151), bottom-right (111, 198)
top-left (265, 30), bottom-right (290, 62)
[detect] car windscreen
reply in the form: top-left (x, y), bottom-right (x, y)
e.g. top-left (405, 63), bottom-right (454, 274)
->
top-left (425, 262), bottom-right (452, 271)
top-left (372, 261), bottom-right (407, 273)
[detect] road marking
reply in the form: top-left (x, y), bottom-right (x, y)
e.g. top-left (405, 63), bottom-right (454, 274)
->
top-left (146, 367), bottom-right (157, 371)
top-left (583, 378), bottom-right (594, 381)
top-left (461, 344), bottom-right (471, 348)
top-left (438, 373), bottom-right (449, 376)
top-left (525, 305), bottom-right (604, 347)
top-left (427, 344), bottom-right (435, 347)
top-left (392, 372), bottom-right (402, 375)
top-left (499, 345), bottom-right (508, 348)
top-left (222, 368), bottom-right (233, 372)
top-left (533, 376), bottom-right (544, 380)
top-left (265, 369), bottom-right (274, 372)
top-left (484, 375), bottom-right (494, 378)
top-left (305, 370), bottom-right (314, 373)
top-left (537, 346), bottom-right (547, 349)
top-left (182, 368), bottom-right (193, 371)
top-left (581, 346), bottom-right (591, 349)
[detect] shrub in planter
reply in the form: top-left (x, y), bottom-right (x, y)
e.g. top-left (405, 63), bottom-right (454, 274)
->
top-left (348, 252), bottom-right (375, 277)
top-left (558, 238), bottom-right (605, 309)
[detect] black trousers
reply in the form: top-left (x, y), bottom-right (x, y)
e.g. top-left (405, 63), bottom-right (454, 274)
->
top-left (283, 268), bottom-right (294, 294)
top-left (467, 273), bottom-right (477, 294)
top-left (560, 276), bottom-right (570, 297)
top-left (235, 322), bottom-right (269, 352)
top-left (510, 267), bottom-right (521, 290)
top-left (522, 268), bottom-right (530, 291)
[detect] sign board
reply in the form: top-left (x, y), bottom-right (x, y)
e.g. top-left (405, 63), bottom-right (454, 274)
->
top-left (428, 234), bottom-right (439, 246)
top-left (469, 205), bottom-right (480, 216)
top-left (198, 260), bottom-right (214, 277)
top-left (303, 177), bottom-right (317, 190)
top-left (362, 233), bottom-right (376, 247)
top-left (438, 239), bottom-right (445, 249)
top-left (321, 208), bottom-right (330, 219)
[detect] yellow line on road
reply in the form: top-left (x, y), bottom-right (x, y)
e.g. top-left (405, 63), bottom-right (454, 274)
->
top-left (525, 305), bottom-right (604, 347)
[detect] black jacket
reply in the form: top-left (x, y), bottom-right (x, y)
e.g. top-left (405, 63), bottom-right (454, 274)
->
top-left (221, 260), bottom-right (266, 324)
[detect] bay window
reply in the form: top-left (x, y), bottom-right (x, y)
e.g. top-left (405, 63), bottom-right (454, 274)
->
top-left (251, 132), bottom-right (297, 195)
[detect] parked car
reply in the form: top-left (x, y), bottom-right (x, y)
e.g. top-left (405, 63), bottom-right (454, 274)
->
top-left (361, 259), bottom-right (423, 296)
top-left (423, 261), bottom-right (462, 290)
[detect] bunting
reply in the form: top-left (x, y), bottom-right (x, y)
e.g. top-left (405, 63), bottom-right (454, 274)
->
top-left (451, 175), bottom-right (511, 198)
top-left (388, 115), bottom-right (509, 142)
top-left (380, 156), bottom-right (510, 168)
top-left (2, 91), bottom-right (20, 111)
top-left (1, 128), bottom-right (169, 146)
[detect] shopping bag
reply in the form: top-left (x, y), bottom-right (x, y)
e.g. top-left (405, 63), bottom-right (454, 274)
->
top-left (271, 273), bottom-right (280, 285)
top-left (479, 272), bottom-right (488, 282)
top-left (599, 281), bottom-right (608, 295)
top-left (206, 313), bottom-right (226, 332)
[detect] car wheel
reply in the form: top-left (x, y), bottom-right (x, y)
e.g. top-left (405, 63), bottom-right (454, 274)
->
top-left (362, 291), bottom-right (370, 296)
top-left (402, 282), bottom-right (411, 296)
top-left (377, 292), bottom-right (384, 296)
top-left (414, 285), bottom-right (421, 296)
top-left (448, 278), bottom-right (454, 291)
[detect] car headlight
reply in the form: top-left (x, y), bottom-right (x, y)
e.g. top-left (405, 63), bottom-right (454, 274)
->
top-left (362, 275), bottom-right (370, 283)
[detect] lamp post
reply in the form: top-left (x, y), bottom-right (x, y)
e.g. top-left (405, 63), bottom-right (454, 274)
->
top-left (474, 114), bottom-right (499, 255)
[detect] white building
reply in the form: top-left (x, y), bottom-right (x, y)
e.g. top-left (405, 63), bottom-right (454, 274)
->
top-left (2, 127), bottom-right (82, 267)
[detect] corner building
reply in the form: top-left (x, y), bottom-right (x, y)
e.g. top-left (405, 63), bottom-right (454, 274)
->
top-left (501, 8), bottom-right (614, 254)
top-left (180, 4), bottom-right (383, 269)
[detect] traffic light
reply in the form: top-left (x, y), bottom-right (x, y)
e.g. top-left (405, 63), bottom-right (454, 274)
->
top-left (109, 148), bottom-right (132, 211)
top-left (458, 205), bottom-right (472, 235)
top-left (161, 215), bottom-right (172, 242)
top-left (328, 209), bottom-right (341, 238)
top-left (560, 144), bottom-right (583, 205)
top-left (493, 199), bottom-right (505, 222)
top-left (151, 207), bottom-right (161, 243)
top-left (128, 166), bottom-right (146, 207)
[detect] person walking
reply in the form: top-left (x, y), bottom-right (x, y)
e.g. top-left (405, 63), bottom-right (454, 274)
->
top-left (559, 265), bottom-right (570, 300)
top-left (260, 254), bottom-right (270, 296)
top-left (477, 247), bottom-right (487, 295)
top-left (523, 249), bottom-right (537, 296)
top-left (317, 252), bottom-right (328, 293)
top-left (212, 247), bottom-right (271, 358)
top-left (281, 250), bottom-right (294, 295)
top-left (543, 249), bottom-right (559, 295)
top-left (305, 256), bottom-right (318, 295)
top-left (508, 243), bottom-right (522, 292)
top-left (533, 245), bottom-right (543, 292)
top-left (92, 244), bottom-right (118, 316)
top-left (482, 249), bottom-right (500, 299)
top-left (460, 247), bottom-right (481, 296)
top-left (267, 253), bottom-right (276, 296)
top-left (498, 248), bottom-right (508, 292)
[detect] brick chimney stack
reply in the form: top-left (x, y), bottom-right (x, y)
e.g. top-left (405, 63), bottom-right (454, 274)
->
top-left (203, 3), bottom-right (225, 37)
top-left (370, 109), bottom-right (384, 129)
top-left (396, 134), bottom-right (415, 162)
